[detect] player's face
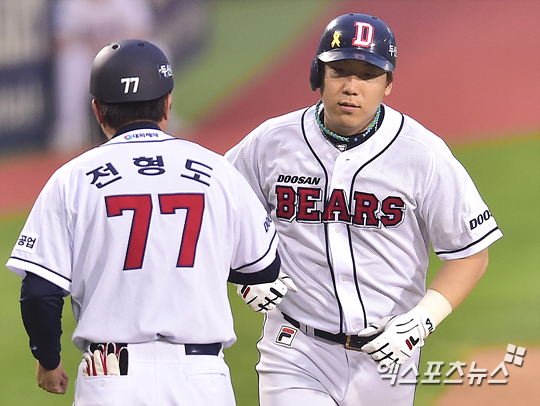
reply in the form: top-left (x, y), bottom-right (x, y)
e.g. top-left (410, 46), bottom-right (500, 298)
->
top-left (320, 60), bottom-right (392, 136)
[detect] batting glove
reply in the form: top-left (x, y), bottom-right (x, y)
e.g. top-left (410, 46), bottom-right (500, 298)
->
top-left (236, 272), bottom-right (297, 313)
top-left (359, 307), bottom-right (435, 368)
top-left (83, 343), bottom-right (128, 376)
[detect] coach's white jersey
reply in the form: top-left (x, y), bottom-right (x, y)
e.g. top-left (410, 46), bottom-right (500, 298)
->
top-left (7, 127), bottom-right (278, 352)
top-left (226, 104), bottom-right (502, 335)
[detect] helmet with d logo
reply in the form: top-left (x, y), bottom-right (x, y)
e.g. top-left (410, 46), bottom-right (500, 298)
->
top-left (309, 13), bottom-right (397, 91)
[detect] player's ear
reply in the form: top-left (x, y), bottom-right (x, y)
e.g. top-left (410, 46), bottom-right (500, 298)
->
top-left (384, 72), bottom-right (393, 96)
top-left (163, 93), bottom-right (173, 121)
top-left (157, 93), bottom-right (173, 132)
top-left (384, 80), bottom-right (393, 96)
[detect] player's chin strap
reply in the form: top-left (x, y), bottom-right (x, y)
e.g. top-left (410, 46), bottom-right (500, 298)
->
top-left (359, 289), bottom-right (453, 367)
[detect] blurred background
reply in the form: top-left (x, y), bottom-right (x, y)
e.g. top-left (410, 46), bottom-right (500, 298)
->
top-left (0, 0), bottom-right (210, 153)
top-left (2, 0), bottom-right (538, 156)
top-left (1, 1), bottom-right (539, 405)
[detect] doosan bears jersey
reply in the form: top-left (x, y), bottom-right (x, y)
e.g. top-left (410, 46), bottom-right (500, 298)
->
top-left (7, 125), bottom-right (279, 352)
top-left (226, 103), bottom-right (503, 336)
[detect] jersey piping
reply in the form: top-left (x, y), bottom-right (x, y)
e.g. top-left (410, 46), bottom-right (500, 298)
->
top-left (7, 256), bottom-right (72, 283)
top-left (348, 112), bottom-right (404, 330)
top-left (301, 106), bottom-right (345, 333)
top-left (348, 113), bottom-right (405, 196)
top-left (434, 226), bottom-right (501, 255)
top-left (100, 136), bottom-right (180, 148)
top-left (348, 226), bottom-right (368, 329)
top-left (230, 229), bottom-right (278, 271)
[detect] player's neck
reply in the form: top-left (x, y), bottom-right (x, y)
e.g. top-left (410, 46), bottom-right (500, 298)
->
top-left (315, 101), bottom-right (384, 151)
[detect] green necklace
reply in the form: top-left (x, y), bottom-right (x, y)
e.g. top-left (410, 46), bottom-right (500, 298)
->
top-left (314, 100), bottom-right (381, 143)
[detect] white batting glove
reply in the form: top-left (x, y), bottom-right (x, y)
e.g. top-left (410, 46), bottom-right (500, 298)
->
top-left (236, 272), bottom-right (297, 313)
top-left (83, 343), bottom-right (128, 376)
top-left (359, 307), bottom-right (435, 368)
top-left (357, 315), bottom-right (394, 339)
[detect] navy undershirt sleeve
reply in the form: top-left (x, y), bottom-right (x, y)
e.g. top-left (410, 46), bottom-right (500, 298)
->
top-left (20, 272), bottom-right (66, 370)
top-left (228, 253), bottom-right (281, 285)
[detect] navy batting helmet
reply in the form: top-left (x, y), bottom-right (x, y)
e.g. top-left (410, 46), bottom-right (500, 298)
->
top-left (90, 39), bottom-right (174, 103)
top-left (310, 13), bottom-right (397, 91)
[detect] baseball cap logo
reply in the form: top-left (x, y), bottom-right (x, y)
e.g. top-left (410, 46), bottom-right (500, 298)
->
top-left (158, 64), bottom-right (173, 78)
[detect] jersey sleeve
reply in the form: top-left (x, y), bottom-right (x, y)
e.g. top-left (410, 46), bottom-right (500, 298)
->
top-left (6, 165), bottom-right (73, 291)
top-left (422, 142), bottom-right (503, 261)
top-left (226, 163), bottom-right (279, 280)
top-left (225, 127), bottom-right (270, 212)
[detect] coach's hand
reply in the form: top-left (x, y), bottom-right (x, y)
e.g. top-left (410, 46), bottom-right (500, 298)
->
top-left (236, 272), bottom-right (297, 313)
top-left (359, 306), bottom-right (435, 368)
top-left (37, 360), bottom-right (68, 394)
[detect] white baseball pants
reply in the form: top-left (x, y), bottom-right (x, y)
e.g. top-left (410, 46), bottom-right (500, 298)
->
top-left (257, 310), bottom-right (420, 406)
top-left (74, 340), bottom-right (236, 406)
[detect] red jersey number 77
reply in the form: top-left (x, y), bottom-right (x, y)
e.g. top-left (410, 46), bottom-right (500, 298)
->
top-left (105, 193), bottom-right (204, 270)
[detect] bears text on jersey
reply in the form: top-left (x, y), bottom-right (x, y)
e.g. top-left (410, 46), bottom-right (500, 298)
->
top-left (275, 185), bottom-right (405, 228)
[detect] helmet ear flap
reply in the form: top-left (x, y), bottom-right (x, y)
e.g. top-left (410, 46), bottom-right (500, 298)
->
top-left (309, 57), bottom-right (323, 92)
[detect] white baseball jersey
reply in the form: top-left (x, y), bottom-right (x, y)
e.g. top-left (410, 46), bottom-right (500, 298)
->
top-left (7, 125), bottom-right (278, 352)
top-left (226, 103), bottom-right (503, 336)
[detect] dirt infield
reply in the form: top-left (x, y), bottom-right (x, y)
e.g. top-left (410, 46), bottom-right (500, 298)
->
top-left (0, 150), bottom-right (78, 215)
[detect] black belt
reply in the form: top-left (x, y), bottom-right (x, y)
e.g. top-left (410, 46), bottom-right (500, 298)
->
top-left (90, 342), bottom-right (222, 356)
top-left (185, 343), bottom-right (222, 356)
top-left (281, 313), bottom-right (380, 351)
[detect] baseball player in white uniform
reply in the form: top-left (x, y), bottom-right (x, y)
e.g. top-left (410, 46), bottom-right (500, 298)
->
top-left (6, 39), bottom-right (295, 406)
top-left (227, 13), bottom-right (503, 406)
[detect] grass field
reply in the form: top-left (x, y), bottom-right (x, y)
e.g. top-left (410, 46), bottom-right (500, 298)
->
top-left (1, 134), bottom-right (538, 405)
top-left (414, 134), bottom-right (540, 405)
top-left (172, 0), bottom-right (331, 124)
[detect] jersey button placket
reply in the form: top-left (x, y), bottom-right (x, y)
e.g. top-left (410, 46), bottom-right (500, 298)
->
top-left (328, 156), bottom-right (364, 333)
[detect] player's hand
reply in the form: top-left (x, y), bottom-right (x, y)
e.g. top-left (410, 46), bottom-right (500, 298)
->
top-left (356, 315), bottom-right (394, 341)
top-left (236, 272), bottom-right (297, 313)
top-left (36, 360), bottom-right (68, 394)
top-left (360, 307), bottom-right (435, 368)
top-left (83, 343), bottom-right (129, 376)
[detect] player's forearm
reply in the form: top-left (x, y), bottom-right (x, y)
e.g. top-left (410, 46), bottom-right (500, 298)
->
top-left (429, 248), bottom-right (489, 310)
top-left (20, 273), bottom-right (65, 370)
